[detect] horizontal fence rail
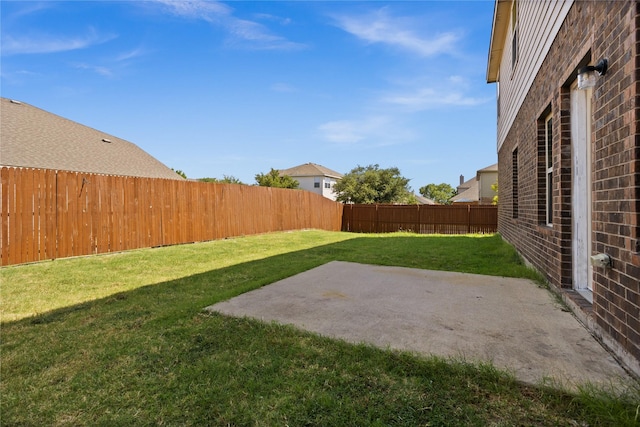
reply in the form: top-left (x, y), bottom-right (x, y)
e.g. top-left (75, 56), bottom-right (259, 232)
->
top-left (2, 167), bottom-right (498, 266)
top-left (1, 167), bottom-right (344, 266)
top-left (341, 204), bottom-right (497, 235)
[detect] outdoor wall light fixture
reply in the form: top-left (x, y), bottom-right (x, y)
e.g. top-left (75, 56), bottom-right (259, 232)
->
top-left (590, 253), bottom-right (613, 269)
top-left (577, 58), bottom-right (608, 90)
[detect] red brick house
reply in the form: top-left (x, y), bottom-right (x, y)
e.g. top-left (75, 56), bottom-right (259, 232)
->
top-left (487, 1), bottom-right (639, 376)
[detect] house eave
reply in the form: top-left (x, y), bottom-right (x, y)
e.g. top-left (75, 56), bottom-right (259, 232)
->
top-left (486, 0), bottom-right (512, 83)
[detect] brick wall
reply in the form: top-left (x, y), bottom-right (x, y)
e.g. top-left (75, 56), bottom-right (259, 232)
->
top-left (591, 0), bottom-right (640, 365)
top-left (497, 1), bottom-right (639, 371)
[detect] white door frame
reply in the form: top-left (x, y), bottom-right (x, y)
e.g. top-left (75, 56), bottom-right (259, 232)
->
top-left (570, 83), bottom-right (593, 302)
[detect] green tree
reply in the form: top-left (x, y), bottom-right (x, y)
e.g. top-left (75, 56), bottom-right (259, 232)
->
top-left (403, 193), bottom-right (420, 205)
top-left (198, 175), bottom-right (245, 185)
top-left (491, 181), bottom-right (498, 205)
top-left (171, 168), bottom-right (187, 179)
top-left (333, 164), bottom-right (412, 204)
top-left (419, 183), bottom-right (456, 205)
top-left (255, 168), bottom-right (299, 189)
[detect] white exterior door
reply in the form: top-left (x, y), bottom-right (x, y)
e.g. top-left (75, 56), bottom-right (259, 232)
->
top-left (571, 84), bottom-right (593, 300)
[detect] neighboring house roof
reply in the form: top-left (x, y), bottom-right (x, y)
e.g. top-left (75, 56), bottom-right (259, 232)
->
top-left (278, 162), bottom-right (343, 179)
top-left (456, 177), bottom-right (473, 194)
top-left (451, 178), bottom-right (479, 203)
top-left (476, 163), bottom-right (498, 178)
top-left (451, 163), bottom-right (498, 203)
top-left (0, 97), bottom-right (181, 180)
top-left (414, 194), bottom-right (437, 205)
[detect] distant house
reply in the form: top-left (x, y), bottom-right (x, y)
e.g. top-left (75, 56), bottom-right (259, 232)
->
top-left (451, 163), bottom-right (497, 205)
top-left (487, 1), bottom-right (639, 375)
top-left (413, 194), bottom-right (436, 205)
top-left (451, 176), bottom-right (478, 204)
top-left (0, 97), bottom-right (181, 180)
top-left (279, 162), bottom-right (342, 201)
top-left (476, 164), bottom-right (498, 204)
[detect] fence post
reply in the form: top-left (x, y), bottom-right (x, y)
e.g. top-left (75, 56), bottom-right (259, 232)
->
top-left (467, 204), bottom-right (471, 234)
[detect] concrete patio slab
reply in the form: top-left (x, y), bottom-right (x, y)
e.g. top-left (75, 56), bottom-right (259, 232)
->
top-left (205, 261), bottom-right (633, 388)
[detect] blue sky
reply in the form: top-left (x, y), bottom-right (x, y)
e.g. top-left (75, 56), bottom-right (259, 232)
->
top-left (1, 0), bottom-right (497, 190)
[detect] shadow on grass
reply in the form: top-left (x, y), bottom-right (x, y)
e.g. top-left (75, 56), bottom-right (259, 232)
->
top-left (9, 233), bottom-right (544, 322)
top-left (2, 233), bottom-right (637, 426)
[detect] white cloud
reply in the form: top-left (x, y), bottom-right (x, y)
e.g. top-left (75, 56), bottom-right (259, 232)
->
top-left (73, 63), bottom-right (114, 77)
top-left (152, 0), bottom-right (305, 51)
top-left (318, 116), bottom-right (412, 146)
top-left (224, 18), bottom-right (305, 50)
top-left (318, 119), bottom-right (368, 144)
top-left (115, 47), bottom-right (147, 62)
top-left (153, 0), bottom-right (232, 21)
top-left (448, 75), bottom-right (467, 86)
top-left (1, 29), bottom-right (117, 55)
top-left (66, 45), bottom-right (147, 79)
top-left (381, 86), bottom-right (489, 111)
top-left (333, 7), bottom-right (459, 57)
top-left (254, 13), bottom-right (292, 26)
top-left (0, 68), bottom-right (40, 85)
top-left (270, 82), bottom-right (296, 93)
top-left (68, 46), bottom-right (148, 78)
top-left (3, 2), bottom-right (53, 22)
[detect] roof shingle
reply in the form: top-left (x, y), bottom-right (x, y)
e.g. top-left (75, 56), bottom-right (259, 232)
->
top-left (278, 162), bottom-right (342, 179)
top-left (0, 97), bottom-right (181, 180)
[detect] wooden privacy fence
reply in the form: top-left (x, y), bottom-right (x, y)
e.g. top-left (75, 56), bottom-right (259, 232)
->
top-left (341, 204), bottom-right (497, 235)
top-left (1, 167), bottom-right (499, 266)
top-left (1, 167), bottom-right (343, 266)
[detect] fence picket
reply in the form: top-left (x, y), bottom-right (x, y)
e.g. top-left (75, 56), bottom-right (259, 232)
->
top-left (343, 204), bottom-right (497, 235)
top-left (1, 167), bottom-right (344, 266)
top-left (1, 167), bottom-right (496, 267)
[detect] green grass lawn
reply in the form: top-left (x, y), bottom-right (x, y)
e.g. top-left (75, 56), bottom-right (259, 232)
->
top-left (1, 230), bottom-right (638, 426)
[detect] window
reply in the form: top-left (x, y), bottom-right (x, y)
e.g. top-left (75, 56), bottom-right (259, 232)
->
top-left (324, 182), bottom-right (331, 189)
top-left (537, 108), bottom-right (553, 225)
top-left (314, 182), bottom-right (320, 188)
top-left (511, 1), bottom-right (519, 70)
top-left (512, 148), bottom-right (519, 219)
top-left (545, 114), bottom-right (553, 225)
